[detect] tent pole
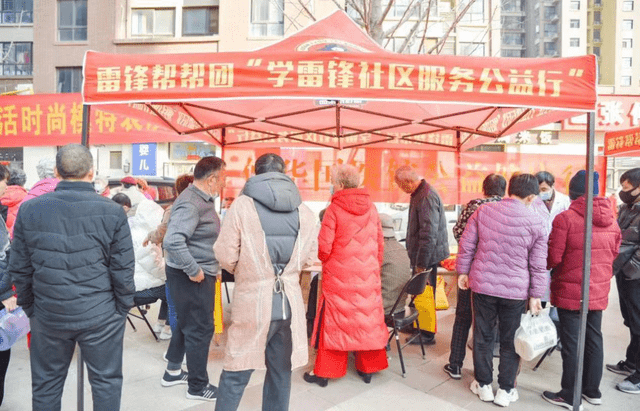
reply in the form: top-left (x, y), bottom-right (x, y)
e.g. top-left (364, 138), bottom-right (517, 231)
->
top-left (220, 128), bottom-right (226, 214)
top-left (456, 131), bottom-right (461, 206)
top-left (572, 111), bottom-right (595, 411)
top-left (81, 104), bottom-right (91, 147)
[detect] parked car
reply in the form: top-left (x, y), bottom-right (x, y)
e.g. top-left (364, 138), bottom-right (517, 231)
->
top-left (108, 177), bottom-right (177, 208)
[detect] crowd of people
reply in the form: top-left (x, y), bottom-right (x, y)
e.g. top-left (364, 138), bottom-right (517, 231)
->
top-left (0, 144), bottom-right (639, 410)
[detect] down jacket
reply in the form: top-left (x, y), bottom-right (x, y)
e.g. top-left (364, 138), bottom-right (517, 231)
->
top-left (129, 200), bottom-right (165, 291)
top-left (9, 181), bottom-right (135, 330)
top-left (406, 180), bottom-right (450, 269)
top-left (548, 196), bottom-right (621, 311)
top-left (0, 185), bottom-right (27, 237)
top-left (312, 187), bottom-right (387, 351)
top-left (456, 198), bottom-right (549, 300)
top-left (213, 176), bottom-right (318, 372)
top-left (613, 200), bottom-right (640, 281)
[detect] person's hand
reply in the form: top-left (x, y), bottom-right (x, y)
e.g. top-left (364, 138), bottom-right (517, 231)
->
top-left (529, 297), bottom-right (542, 315)
top-left (2, 296), bottom-right (17, 312)
top-left (142, 235), bottom-right (150, 247)
top-left (190, 270), bottom-right (205, 283)
top-left (458, 274), bottom-right (469, 290)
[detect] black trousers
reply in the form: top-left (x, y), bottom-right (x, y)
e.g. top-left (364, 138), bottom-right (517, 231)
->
top-left (215, 318), bottom-right (293, 411)
top-left (472, 293), bottom-right (526, 390)
top-left (449, 288), bottom-right (472, 367)
top-left (30, 313), bottom-right (126, 411)
top-left (556, 308), bottom-right (603, 402)
top-left (0, 348), bottom-right (9, 406)
top-left (165, 265), bottom-right (215, 394)
top-left (617, 275), bottom-right (640, 382)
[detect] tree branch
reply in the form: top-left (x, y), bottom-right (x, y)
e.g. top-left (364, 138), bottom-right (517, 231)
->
top-left (296, 0), bottom-right (316, 21)
top-left (417, 0), bottom-right (433, 54)
top-left (427, 0), bottom-right (477, 54)
top-left (383, 0), bottom-right (421, 39)
top-left (398, 2), bottom-right (431, 53)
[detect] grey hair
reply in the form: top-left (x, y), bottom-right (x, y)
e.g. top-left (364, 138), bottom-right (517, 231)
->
top-left (36, 157), bottom-right (56, 179)
top-left (56, 144), bottom-right (94, 179)
top-left (7, 166), bottom-right (26, 186)
top-left (394, 165), bottom-right (419, 183)
top-left (331, 164), bottom-right (360, 189)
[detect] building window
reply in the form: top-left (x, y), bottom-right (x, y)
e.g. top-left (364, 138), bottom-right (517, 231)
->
top-left (544, 6), bottom-right (557, 20)
top-left (623, 57), bottom-right (633, 68)
top-left (110, 151), bottom-right (122, 170)
top-left (623, 1), bottom-right (634, 11)
top-left (593, 11), bottom-right (601, 24)
top-left (250, 0), bottom-right (284, 37)
top-left (1, 42), bottom-right (32, 76)
top-left (570, 38), bottom-right (580, 47)
top-left (623, 38), bottom-right (633, 48)
top-left (182, 7), bottom-right (218, 36)
top-left (544, 42), bottom-right (557, 55)
top-left (570, 19), bottom-right (580, 28)
top-left (1, 0), bottom-right (32, 24)
top-left (593, 46), bottom-right (600, 57)
top-left (460, 0), bottom-right (484, 22)
top-left (594, 0), bottom-right (602, 5)
top-left (460, 42), bottom-right (485, 56)
top-left (56, 67), bottom-right (82, 93)
top-left (390, 0), bottom-right (417, 18)
top-left (501, 15), bottom-right (524, 30)
top-left (623, 19), bottom-right (634, 30)
top-left (502, 33), bottom-right (524, 45)
top-left (502, 49), bottom-right (523, 58)
top-left (132, 8), bottom-right (175, 36)
top-left (544, 23), bottom-right (558, 37)
top-left (570, 1), bottom-right (580, 11)
top-left (58, 0), bottom-right (87, 41)
top-left (621, 76), bottom-right (632, 87)
top-left (593, 29), bottom-right (601, 42)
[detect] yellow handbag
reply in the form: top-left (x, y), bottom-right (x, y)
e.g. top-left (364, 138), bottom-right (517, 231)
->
top-left (414, 284), bottom-right (437, 333)
top-left (435, 275), bottom-right (450, 311)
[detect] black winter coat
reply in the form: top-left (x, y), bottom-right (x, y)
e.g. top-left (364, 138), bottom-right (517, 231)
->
top-left (406, 180), bottom-right (450, 269)
top-left (613, 201), bottom-right (640, 281)
top-left (9, 181), bottom-right (135, 330)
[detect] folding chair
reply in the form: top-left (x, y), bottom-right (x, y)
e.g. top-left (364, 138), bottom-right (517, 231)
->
top-left (127, 295), bottom-right (160, 342)
top-left (385, 269), bottom-right (431, 377)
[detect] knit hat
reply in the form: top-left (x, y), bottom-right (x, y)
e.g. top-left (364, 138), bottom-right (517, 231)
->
top-left (569, 170), bottom-right (599, 200)
top-left (379, 213), bottom-right (396, 238)
top-left (121, 176), bottom-right (137, 185)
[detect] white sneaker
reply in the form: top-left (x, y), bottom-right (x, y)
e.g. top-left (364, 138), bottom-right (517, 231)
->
top-left (159, 326), bottom-right (172, 340)
top-left (152, 322), bottom-right (165, 333)
top-left (494, 388), bottom-right (519, 407)
top-left (470, 380), bottom-right (495, 402)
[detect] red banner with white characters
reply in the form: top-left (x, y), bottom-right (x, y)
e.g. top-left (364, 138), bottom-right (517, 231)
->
top-left (564, 95), bottom-right (640, 132)
top-left (604, 127), bottom-right (640, 156)
top-left (223, 148), bottom-right (606, 205)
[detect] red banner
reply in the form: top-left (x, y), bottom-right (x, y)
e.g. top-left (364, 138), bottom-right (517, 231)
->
top-left (223, 148), bottom-right (606, 205)
top-left (604, 127), bottom-right (640, 156)
top-left (564, 95), bottom-right (640, 132)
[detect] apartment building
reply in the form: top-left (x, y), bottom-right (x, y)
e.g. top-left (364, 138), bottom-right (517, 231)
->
top-left (0, 0), bottom-right (33, 94)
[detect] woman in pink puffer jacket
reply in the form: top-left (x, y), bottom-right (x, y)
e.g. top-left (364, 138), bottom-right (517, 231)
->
top-left (456, 174), bottom-right (549, 408)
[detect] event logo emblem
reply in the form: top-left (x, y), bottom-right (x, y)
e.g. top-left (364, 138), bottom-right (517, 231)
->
top-left (296, 38), bottom-right (373, 53)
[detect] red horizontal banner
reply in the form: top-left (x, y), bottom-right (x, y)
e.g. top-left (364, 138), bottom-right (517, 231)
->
top-left (604, 127), bottom-right (640, 156)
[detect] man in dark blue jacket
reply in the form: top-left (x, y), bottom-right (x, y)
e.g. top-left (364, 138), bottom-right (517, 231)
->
top-left (9, 144), bottom-right (135, 411)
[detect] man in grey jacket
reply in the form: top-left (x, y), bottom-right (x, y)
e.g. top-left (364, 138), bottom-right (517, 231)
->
top-left (394, 166), bottom-right (450, 344)
top-left (161, 156), bottom-right (225, 402)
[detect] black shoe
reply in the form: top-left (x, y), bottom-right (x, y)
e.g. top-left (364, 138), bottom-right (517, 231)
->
top-left (606, 360), bottom-right (636, 376)
top-left (443, 364), bottom-right (461, 380)
top-left (160, 370), bottom-right (188, 387)
top-left (303, 372), bottom-right (328, 387)
top-left (357, 370), bottom-right (372, 384)
top-left (542, 391), bottom-right (581, 410)
top-left (406, 332), bottom-right (435, 345)
top-left (186, 383), bottom-right (217, 402)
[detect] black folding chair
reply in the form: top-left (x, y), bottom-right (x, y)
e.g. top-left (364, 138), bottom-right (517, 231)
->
top-left (385, 269), bottom-right (432, 377)
top-left (221, 269), bottom-right (234, 303)
top-left (127, 295), bottom-right (160, 342)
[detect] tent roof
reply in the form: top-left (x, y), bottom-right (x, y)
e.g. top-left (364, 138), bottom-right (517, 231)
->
top-left (81, 10), bottom-right (597, 151)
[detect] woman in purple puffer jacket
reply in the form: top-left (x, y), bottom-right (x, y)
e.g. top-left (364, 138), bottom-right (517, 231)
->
top-left (457, 174), bottom-right (549, 408)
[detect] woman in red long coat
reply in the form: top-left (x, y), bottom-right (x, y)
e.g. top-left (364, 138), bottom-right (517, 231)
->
top-left (304, 164), bottom-right (388, 386)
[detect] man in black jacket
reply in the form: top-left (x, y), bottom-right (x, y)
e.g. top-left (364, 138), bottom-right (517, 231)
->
top-left (394, 165), bottom-right (450, 344)
top-left (609, 167), bottom-right (640, 394)
top-left (9, 144), bottom-right (135, 411)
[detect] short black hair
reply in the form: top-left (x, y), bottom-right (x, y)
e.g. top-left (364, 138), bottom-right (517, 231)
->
top-left (0, 164), bottom-right (9, 182)
top-left (620, 168), bottom-right (640, 188)
top-left (112, 193), bottom-right (131, 208)
top-left (255, 153), bottom-right (285, 175)
top-left (122, 183), bottom-right (135, 189)
top-left (483, 173), bottom-right (506, 197)
top-left (508, 174), bottom-right (540, 199)
top-left (535, 171), bottom-right (555, 187)
top-left (194, 156), bottom-right (225, 180)
top-left (56, 144), bottom-right (93, 179)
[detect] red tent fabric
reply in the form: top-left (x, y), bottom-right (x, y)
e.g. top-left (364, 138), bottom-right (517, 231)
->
top-left (81, 11), bottom-right (597, 151)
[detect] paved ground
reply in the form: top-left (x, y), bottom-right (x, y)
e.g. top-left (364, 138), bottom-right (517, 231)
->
top-left (4, 281), bottom-right (639, 410)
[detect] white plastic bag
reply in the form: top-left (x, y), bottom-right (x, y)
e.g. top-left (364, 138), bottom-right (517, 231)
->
top-left (0, 307), bottom-right (30, 351)
top-left (514, 309), bottom-right (557, 361)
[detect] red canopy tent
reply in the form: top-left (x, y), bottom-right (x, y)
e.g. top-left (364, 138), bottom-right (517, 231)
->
top-left (72, 11), bottom-right (595, 411)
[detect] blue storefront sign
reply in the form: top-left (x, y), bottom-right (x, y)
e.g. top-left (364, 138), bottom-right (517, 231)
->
top-left (132, 143), bottom-right (157, 176)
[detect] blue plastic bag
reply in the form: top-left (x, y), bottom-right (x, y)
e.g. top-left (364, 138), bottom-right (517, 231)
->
top-left (0, 307), bottom-right (30, 351)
